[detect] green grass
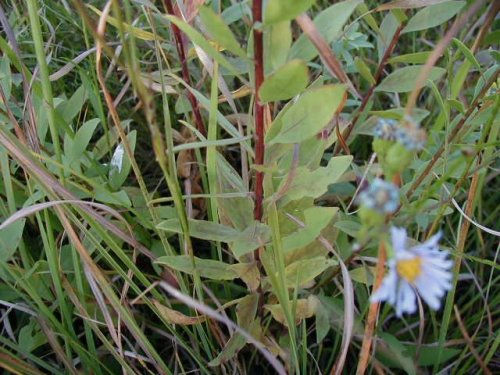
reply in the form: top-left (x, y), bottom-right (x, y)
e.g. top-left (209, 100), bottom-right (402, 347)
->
top-left (0, 0), bottom-right (498, 374)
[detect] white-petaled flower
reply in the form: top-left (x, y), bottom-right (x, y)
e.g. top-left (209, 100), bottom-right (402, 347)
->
top-left (358, 178), bottom-right (400, 214)
top-left (371, 227), bottom-right (453, 316)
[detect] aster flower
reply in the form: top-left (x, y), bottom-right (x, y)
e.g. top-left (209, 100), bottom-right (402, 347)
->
top-left (395, 116), bottom-right (427, 151)
top-left (373, 118), bottom-right (398, 141)
top-left (358, 178), bottom-right (399, 214)
top-left (371, 227), bottom-right (453, 316)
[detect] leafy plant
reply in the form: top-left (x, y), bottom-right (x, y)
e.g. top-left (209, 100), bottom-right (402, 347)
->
top-left (0, 0), bottom-right (498, 374)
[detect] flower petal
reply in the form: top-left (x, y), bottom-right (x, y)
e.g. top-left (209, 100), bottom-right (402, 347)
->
top-left (391, 227), bottom-right (408, 253)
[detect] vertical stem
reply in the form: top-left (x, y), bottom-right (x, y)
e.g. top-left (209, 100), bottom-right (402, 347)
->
top-left (356, 241), bottom-right (387, 375)
top-left (162, 0), bottom-right (207, 137)
top-left (26, 0), bottom-right (62, 171)
top-left (252, 0), bottom-right (264, 222)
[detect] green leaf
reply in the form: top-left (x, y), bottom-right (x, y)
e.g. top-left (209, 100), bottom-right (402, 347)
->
top-left (315, 299), bottom-right (330, 343)
top-left (109, 130), bottom-right (137, 190)
top-left (0, 219), bottom-right (25, 262)
top-left (377, 12), bottom-right (402, 62)
top-left (377, 0), bottom-right (452, 10)
top-left (64, 118), bottom-right (100, 165)
top-left (62, 85), bottom-right (87, 124)
top-left (264, 0), bottom-right (314, 25)
top-left (259, 60), bottom-right (309, 102)
top-left (334, 220), bottom-right (361, 237)
top-left (164, 15), bottom-right (239, 75)
top-left (377, 333), bottom-right (416, 374)
top-left (268, 21), bottom-right (292, 70)
top-left (215, 155), bottom-right (254, 231)
top-left (276, 155), bottom-right (352, 205)
top-left (402, 1), bottom-right (465, 34)
top-left (408, 346), bottom-right (460, 366)
top-left (369, 108), bottom-right (430, 122)
top-left (157, 218), bottom-right (270, 258)
top-left (0, 57), bottom-right (12, 102)
top-left (283, 207), bottom-right (338, 252)
top-left (289, 0), bottom-right (362, 61)
top-left (284, 257), bottom-right (337, 288)
top-left (354, 57), bottom-right (375, 85)
top-left (269, 85), bottom-right (346, 144)
top-left (157, 218), bottom-right (240, 242)
top-left (209, 294), bottom-right (259, 366)
top-left (230, 221), bottom-right (271, 258)
top-left (452, 38), bottom-right (481, 69)
top-left (198, 6), bottom-right (247, 58)
top-left (388, 51), bottom-right (432, 64)
top-left (94, 188), bottom-right (131, 207)
top-left (155, 255), bottom-right (237, 280)
top-left (349, 266), bottom-right (376, 285)
top-left (375, 65), bottom-right (446, 93)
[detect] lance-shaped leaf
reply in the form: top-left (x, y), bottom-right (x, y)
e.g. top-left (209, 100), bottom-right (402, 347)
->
top-left (269, 85), bottom-right (346, 144)
top-left (259, 59), bottom-right (309, 102)
top-left (375, 65), bottom-right (446, 93)
top-left (264, 0), bottom-right (314, 25)
top-left (157, 218), bottom-right (270, 258)
top-left (284, 256), bottom-right (338, 288)
top-left (198, 6), bottom-right (247, 58)
top-left (402, 1), bottom-right (465, 34)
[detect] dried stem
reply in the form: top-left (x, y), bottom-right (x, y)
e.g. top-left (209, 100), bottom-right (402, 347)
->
top-left (252, 0), bottom-right (264, 222)
top-left (162, 0), bottom-right (206, 137)
top-left (356, 241), bottom-right (387, 375)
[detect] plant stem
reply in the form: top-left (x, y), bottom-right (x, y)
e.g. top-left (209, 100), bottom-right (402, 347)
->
top-left (162, 0), bottom-right (207, 137)
top-left (356, 241), bottom-right (387, 375)
top-left (335, 25), bottom-right (404, 155)
top-left (252, 0), bottom-right (264, 223)
top-left (26, 0), bottom-right (62, 171)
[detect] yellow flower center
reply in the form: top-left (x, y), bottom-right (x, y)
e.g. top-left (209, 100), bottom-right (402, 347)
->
top-left (396, 257), bottom-right (422, 283)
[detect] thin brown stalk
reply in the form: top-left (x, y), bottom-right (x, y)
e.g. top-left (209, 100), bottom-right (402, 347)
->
top-left (335, 24), bottom-right (404, 154)
top-left (454, 305), bottom-right (492, 375)
top-left (252, 0), bottom-right (265, 223)
top-left (162, 0), bottom-right (206, 136)
top-left (356, 241), bottom-right (387, 375)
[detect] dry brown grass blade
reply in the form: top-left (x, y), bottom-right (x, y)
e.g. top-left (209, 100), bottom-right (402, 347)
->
top-left (37, 318), bottom-right (79, 375)
top-left (83, 264), bottom-right (122, 352)
top-left (0, 200), bottom-right (127, 231)
top-left (295, 13), bottom-right (361, 99)
top-left (0, 352), bottom-right (44, 375)
top-left (453, 305), bottom-right (492, 375)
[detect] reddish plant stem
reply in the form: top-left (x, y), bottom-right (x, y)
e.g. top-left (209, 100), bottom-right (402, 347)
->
top-left (252, 0), bottom-right (264, 222)
top-left (334, 25), bottom-right (404, 155)
top-left (162, 0), bottom-right (206, 137)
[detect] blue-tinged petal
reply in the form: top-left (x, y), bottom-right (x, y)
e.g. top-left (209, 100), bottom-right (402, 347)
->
top-left (391, 227), bottom-right (408, 253)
